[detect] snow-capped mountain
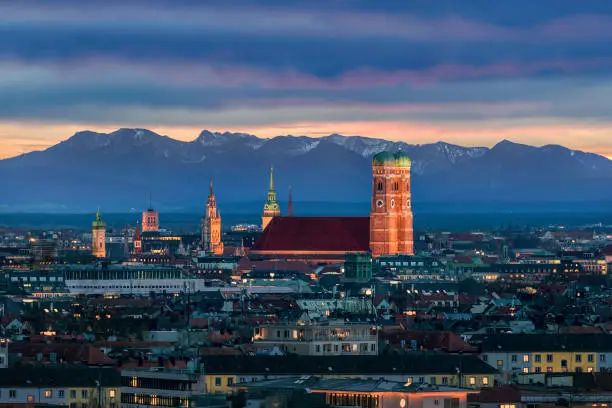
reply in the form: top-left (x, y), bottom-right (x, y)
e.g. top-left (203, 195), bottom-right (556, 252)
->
top-left (0, 128), bottom-right (610, 212)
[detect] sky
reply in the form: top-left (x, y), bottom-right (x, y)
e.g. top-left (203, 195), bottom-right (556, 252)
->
top-left (2, 0), bottom-right (612, 159)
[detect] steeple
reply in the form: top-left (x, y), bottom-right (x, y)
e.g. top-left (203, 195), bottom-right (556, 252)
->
top-left (209, 178), bottom-right (214, 197)
top-left (262, 167), bottom-right (281, 230)
top-left (287, 186), bottom-right (294, 216)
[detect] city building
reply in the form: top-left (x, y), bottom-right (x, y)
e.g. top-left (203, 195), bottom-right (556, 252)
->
top-left (0, 366), bottom-right (121, 408)
top-left (120, 365), bottom-right (206, 408)
top-left (370, 151), bottom-right (414, 257)
top-left (235, 376), bottom-right (478, 408)
top-left (92, 208), bottom-right (107, 258)
top-left (201, 181), bottom-right (224, 255)
top-left (142, 208), bottom-right (160, 233)
top-left (262, 167), bottom-right (281, 231)
top-left (133, 226), bottom-right (142, 254)
top-left (344, 252), bottom-right (373, 281)
top-left (252, 320), bottom-right (379, 356)
top-left (480, 334), bottom-right (612, 380)
top-left (201, 355), bottom-right (497, 395)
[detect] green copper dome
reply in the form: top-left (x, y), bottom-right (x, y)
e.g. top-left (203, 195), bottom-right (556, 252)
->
top-left (372, 151), bottom-right (412, 167)
top-left (92, 208), bottom-right (106, 228)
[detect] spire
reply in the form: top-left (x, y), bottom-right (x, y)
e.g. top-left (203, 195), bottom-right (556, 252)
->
top-left (209, 178), bottom-right (214, 197)
top-left (96, 207), bottom-right (102, 221)
top-left (287, 186), bottom-right (294, 216)
top-left (269, 167), bottom-right (275, 191)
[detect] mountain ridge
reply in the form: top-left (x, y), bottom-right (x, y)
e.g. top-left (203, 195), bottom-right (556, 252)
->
top-left (0, 128), bottom-right (610, 212)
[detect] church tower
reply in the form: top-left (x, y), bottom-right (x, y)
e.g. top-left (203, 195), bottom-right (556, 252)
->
top-left (369, 152), bottom-right (414, 257)
top-left (262, 167), bottom-right (281, 230)
top-left (287, 186), bottom-right (294, 216)
top-left (202, 180), bottom-right (224, 255)
top-left (92, 208), bottom-right (106, 258)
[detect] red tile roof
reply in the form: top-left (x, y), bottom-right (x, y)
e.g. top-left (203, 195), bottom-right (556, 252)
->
top-left (250, 216), bottom-right (370, 253)
top-left (9, 343), bottom-right (116, 366)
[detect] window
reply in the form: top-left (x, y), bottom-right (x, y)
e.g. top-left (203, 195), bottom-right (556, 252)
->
top-left (588, 354), bottom-right (594, 363)
top-left (482, 355), bottom-right (488, 362)
top-left (419, 377), bottom-right (425, 384)
top-left (215, 377), bottom-right (221, 386)
top-left (334, 345), bottom-right (339, 352)
top-left (81, 391), bottom-right (88, 399)
top-left (546, 367), bottom-right (553, 373)
top-left (576, 354), bottom-right (582, 363)
top-left (70, 390), bottom-right (77, 399)
top-left (371, 344), bottom-right (376, 352)
top-left (316, 345), bottom-right (321, 353)
top-left (601, 355), bottom-right (607, 362)
top-left (535, 367), bottom-right (542, 373)
top-left (406, 377), bottom-right (413, 385)
top-left (442, 377), bottom-right (448, 385)
top-left (109, 390), bottom-right (116, 398)
top-left (430, 377), bottom-right (437, 385)
top-left (500, 405), bottom-right (517, 408)
top-left (535, 354), bottom-right (541, 363)
top-left (497, 360), bottom-right (503, 368)
top-left (511, 355), bottom-right (517, 362)
top-left (469, 377), bottom-right (476, 385)
top-left (227, 378), bottom-right (233, 386)
top-left (45, 390), bottom-right (52, 398)
top-left (588, 367), bottom-right (594, 373)
top-left (523, 367), bottom-right (529, 373)
top-left (58, 390), bottom-right (65, 398)
top-left (523, 354), bottom-right (530, 363)
top-left (576, 367), bottom-right (583, 373)
top-left (482, 377), bottom-right (489, 385)
top-left (546, 354), bottom-right (553, 362)
top-left (377, 181), bottom-right (383, 191)
top-left (434, 400), bottom-right (439, 406)
top-left (9, 390), bottom-right (16, 399)
top-left (561, 359), bottom-right (568, 368)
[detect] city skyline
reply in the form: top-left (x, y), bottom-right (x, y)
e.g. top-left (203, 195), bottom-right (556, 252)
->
top-left (2, 1), bottom-right (612, 158)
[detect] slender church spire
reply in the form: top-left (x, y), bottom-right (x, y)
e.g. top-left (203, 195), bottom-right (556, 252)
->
top-left (209, 178), bottom-right (214, 197)
top-left (287, 186), bottom-right (294, 216)
top-left (269, 167), bottom-right (275, 190)
top-left (262, 167), bottom-right (281, 230)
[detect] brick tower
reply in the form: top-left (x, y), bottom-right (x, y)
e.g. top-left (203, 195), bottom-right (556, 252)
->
top-left (202, 180), bottom-right (224, 255)
top-left (369, 151), bottom-right (414, 257)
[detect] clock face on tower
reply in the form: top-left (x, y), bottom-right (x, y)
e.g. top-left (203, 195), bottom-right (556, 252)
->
top-left (376, 199), bottom-right (384, 208)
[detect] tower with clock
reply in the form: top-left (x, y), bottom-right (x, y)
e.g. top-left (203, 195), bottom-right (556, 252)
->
top-left (369, 151), bottom-right (414, 257)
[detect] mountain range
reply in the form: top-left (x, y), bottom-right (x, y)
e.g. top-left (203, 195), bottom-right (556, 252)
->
top-left (1, 128), bottom-right (611, 213)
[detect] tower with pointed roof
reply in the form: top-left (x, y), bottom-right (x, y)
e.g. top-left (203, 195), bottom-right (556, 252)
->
top-left (202, 180), bottom-right (225, 255)
top-left (92, 208), bottom-right (106, 258)
top-left (287, 186), bottom-right (294, 216)
top-left (262, 167), bottom-right (281, 231)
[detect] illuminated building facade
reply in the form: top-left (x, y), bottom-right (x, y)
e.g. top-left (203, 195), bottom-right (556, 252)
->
top-left (201, 181), bottom-right (224, 255)
top-left (91, 208), bottom-right (106, 258)
top-left (262, 167), bottom-right (281, 231)
top-left (142, 208), bottom-right (159, 232)
top-left (369, 152), bottom-right (414, 257)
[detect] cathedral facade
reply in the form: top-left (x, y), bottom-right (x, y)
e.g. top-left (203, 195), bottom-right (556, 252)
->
top-left (202, 181), bottom-right (224, 255)
top-left (251, 151), bottom-right (414, 262)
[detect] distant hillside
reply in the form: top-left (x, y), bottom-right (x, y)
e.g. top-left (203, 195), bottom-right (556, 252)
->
top-left (0, 128), bottom-right (610, 212)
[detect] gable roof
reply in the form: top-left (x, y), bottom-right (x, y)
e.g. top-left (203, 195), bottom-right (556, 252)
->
top-left (0, 366), bottom-right (120, 387)
top-left (250, 217), bottom-right (370, 253)
top-left (481, 334), bottom-right (612, 352)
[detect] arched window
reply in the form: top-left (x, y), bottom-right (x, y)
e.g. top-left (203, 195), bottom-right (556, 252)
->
top-left (377, 181), bottom-right (383, 191)
top-left (393, 182), bottom-right (399, 191)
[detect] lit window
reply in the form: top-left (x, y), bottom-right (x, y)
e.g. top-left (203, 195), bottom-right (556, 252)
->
top-left (588, 367), bottom-right (594, 373)
top-left (45, 390), bottom-right (52, 398)
top-left (482, 377), bottom-right (489, 385)
top-left (28, 396), bottom-right (35, 403)
top-left (523, 354), bottom-right (529, 362)
top-left (109, 390), bottom-right (116, 398)
top-left (469, 377), bottom-right (476, 385)
top-left (523, 367), bottom-right (529, 373)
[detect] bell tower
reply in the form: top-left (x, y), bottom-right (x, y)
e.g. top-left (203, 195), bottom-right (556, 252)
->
top-left (202, 180), bottom-right (224, 255)
top-left (92, 208), bottom-right (106, 258)
top-left (262, 167), bottom-right (281, 230)
top-left (369, 152), bottom-right (414, 257)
